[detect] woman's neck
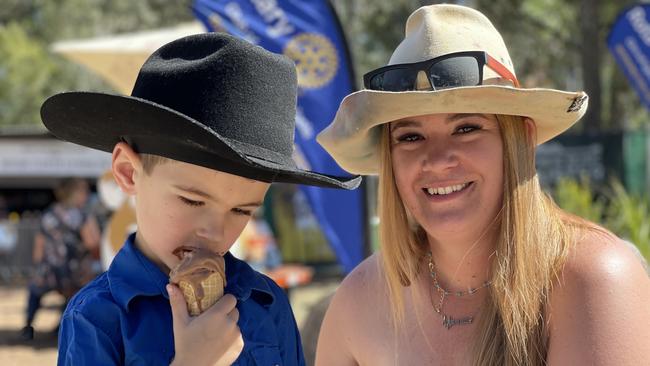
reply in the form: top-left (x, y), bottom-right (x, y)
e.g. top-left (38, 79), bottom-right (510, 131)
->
top-left (425, 228), bottom-right (497, 293)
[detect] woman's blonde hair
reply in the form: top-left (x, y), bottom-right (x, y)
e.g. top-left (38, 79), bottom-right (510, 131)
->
top-left (378, 114), bottom-right (581, 365)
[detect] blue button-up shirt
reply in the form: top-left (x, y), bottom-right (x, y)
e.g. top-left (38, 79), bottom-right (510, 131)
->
top-left (58, 234), bottom-right (305, 365)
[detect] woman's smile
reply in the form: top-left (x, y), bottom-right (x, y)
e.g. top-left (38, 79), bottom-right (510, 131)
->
top-left (421, 181), bottom-right (474, 201)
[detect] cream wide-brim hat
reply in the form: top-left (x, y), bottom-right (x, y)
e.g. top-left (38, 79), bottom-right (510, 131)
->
top-left (317, 4), bottom-right (588, 175)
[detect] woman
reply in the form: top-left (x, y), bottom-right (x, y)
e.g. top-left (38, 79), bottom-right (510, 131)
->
top-left (21, 178), bottom-right (100, 340)
top-left (315, 5), bottom-right (650, 365)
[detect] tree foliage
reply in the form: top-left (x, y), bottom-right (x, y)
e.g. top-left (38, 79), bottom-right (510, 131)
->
top-left (0, 23), bottom-right (56, 127)
top-left (0, 0), bottom-right (193, 127)
top-left (0, 0), bottom-right (194, 42)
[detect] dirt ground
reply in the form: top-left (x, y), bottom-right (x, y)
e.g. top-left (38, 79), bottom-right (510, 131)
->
top-left (0, 281), bottom-right (337, 365)
top-left (0, 287), bottom-right (61, 366)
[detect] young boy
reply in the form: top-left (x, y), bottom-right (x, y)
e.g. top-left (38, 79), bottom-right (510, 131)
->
top-left (41, 32), bottom-right (360, 366)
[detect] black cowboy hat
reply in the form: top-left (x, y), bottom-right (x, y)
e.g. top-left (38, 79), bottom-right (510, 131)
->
top-left (41, 32), bottom-right (360, 189)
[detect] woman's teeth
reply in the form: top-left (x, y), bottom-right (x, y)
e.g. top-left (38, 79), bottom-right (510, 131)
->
top-left (425, 183), bottom-right (469, 196)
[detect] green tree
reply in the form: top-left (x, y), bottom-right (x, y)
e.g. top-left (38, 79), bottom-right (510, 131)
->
top-left (0, 0), bottom-right (193, 128)
top-left (0, 23), bottom-right (59, 127)
top-left (554, 176), bottom-right (606, 223)
top-left (606, 179), bottom-right (650, 260)
top-left (0, 0), bottom-right (194, 42)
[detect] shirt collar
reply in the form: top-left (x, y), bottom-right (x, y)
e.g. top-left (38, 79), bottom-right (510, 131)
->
top-left (108, 233), bottom-right (170, 311)
top-left (107, 233), bottom-right (275, 311)
top-left (223, 251), bottom-right (275, 307)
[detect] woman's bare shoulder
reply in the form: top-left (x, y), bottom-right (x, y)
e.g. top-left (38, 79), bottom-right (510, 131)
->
top-left (547, 228), bottom-right (650, 364)
top-left (324, 252), bottom-right (391, 335)
top-left (329, 252), bottom-right (386, 314)
top-left (559, 228), bottom-right (648, 286)
top-left (339, 252), bottom-right (384, 291)
top-left (315, 253), bottom-right (388, 366)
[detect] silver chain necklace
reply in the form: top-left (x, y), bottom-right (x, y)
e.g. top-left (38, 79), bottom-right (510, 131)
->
top-left (427, 251), bottom-right (491, 329)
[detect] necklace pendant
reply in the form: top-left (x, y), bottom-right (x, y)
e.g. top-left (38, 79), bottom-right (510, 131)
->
top-left (442, 315), bottom-right (473, 330)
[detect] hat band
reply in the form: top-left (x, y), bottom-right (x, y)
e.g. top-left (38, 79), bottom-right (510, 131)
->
top-left (223, 138), bottom-right (296, 167)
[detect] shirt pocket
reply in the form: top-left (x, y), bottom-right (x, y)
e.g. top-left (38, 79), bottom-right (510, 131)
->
top-left (249, 345), bottom-right (283, 366)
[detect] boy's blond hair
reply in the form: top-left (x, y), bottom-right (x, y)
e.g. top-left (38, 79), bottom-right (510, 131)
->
top-left (140, 154), bottom-right (172, 175)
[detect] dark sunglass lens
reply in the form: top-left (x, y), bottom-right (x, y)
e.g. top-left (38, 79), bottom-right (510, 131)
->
top-left (370, 68), bottom-right (417, 91)
top-left (428, 56), bottom-right (480, 89)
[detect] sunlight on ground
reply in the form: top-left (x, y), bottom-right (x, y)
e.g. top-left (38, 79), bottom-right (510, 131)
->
top-left (0, 287), bottom-right (62, 365)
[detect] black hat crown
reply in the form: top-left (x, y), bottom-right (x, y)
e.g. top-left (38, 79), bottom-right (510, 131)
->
top-left (132, 33), bottom-right (295, 159)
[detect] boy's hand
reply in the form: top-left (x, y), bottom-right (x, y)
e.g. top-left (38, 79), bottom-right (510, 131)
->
top-left (168, 284), bottom-right (243, 366)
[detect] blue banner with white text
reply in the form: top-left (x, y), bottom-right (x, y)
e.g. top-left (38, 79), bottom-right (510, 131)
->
top-left (193, 0), bottom-right (365, 273)
top-left (608, 4), bottom-right (650, 111)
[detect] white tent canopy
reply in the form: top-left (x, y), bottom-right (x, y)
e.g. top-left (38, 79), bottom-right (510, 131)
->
top-left (0, 138), bottom-right (111, 178)
top-left (52, 22), bottom-right (206, 93)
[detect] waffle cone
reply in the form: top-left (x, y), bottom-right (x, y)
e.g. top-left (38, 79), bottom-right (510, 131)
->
top-left (178, 271), bottom-right (225, 316)
top-left (169, 248), bottom-right (227, 316)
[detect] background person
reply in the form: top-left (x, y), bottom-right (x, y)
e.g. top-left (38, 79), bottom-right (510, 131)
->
top-left (21, 177), bottom-right (100, 340)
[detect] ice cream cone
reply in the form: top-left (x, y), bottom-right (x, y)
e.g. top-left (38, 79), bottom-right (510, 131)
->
top-left (177, 271), bottom-right (225, 316)
top-left (170, 248), bottom-right (226, 316)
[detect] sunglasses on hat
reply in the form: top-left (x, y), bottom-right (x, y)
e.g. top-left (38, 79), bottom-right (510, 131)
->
top-left (363, 51), bottom-right (520, 92)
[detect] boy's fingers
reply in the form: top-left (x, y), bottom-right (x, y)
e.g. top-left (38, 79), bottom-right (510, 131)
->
top-left (167, 284), bottom-right (190, 328)
top-left (209, 294), bottom-right (237, 316)
top-left (227, 306), bottom-right (239, 323)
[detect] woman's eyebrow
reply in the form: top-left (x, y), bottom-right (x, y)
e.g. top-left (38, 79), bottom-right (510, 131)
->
top-left (390, 120), bottom-right (421, 132)
top-left (238, 201), bottom-right (264, 208)
top-left (446, 113), bottom-right (490, 123)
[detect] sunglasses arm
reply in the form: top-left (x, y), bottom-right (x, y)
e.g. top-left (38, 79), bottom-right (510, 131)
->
top-left (486, 54), bottom-right (520, 87)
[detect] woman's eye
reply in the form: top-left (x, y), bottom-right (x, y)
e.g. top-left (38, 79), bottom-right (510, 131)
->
top-left (395, 133), bottom-right (422, 142)
top-left (179, 196), bottom-right (204, 207)
top-left (455, 124), bottom-right (481, 134)
top-left (232, 208), bottom-right (253, 216)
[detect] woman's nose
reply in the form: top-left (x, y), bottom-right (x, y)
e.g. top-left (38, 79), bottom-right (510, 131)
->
top-left (420, 139), bottom-right (459, 172)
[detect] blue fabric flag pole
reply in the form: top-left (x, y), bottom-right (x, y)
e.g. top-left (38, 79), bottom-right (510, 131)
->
top-left (193, 0), bottom-right (365, 273)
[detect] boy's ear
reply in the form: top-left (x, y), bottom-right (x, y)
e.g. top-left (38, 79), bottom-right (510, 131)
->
top-left (112, 142), bottom-right (142, 195)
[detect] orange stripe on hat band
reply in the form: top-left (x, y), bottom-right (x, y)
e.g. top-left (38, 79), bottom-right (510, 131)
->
top-left (486, 54), bottom-right (520, 88)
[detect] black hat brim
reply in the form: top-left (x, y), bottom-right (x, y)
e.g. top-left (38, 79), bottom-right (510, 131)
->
top-left (41, 92), bottom-right (361, 190)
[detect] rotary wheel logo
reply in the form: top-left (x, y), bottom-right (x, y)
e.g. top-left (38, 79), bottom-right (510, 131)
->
top-left (283, 33), bottom-right (338, 89)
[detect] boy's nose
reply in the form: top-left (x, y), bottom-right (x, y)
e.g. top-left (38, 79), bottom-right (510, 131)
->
top-left (195, 225), bottom-right (224, 244)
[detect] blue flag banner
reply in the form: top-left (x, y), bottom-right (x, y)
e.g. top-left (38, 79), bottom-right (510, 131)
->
top-left (608, 4), bottom-right (650, 111)
top-left (193, 0), bottom-right (365, 273)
